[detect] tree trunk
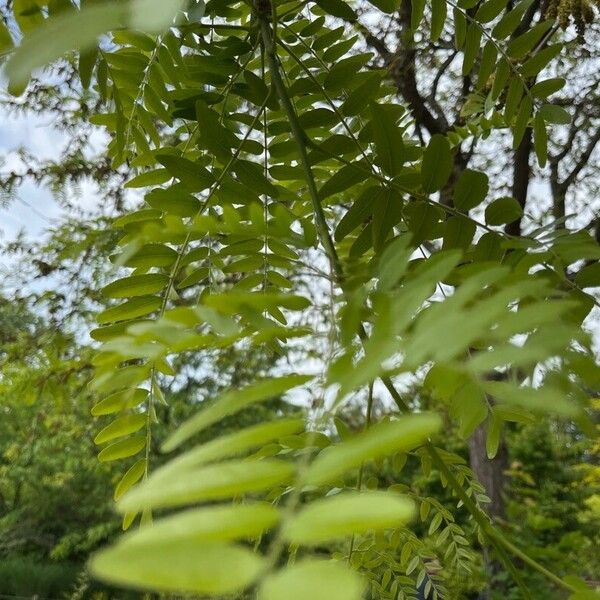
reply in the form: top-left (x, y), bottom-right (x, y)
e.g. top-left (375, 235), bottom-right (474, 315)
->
top-left (468, 423), bottom-right (509, 599)
top-left (468, 424), bottom-right (508, 520)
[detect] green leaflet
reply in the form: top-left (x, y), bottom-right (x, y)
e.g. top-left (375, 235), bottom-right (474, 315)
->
top-left (430, 0), bottom-right (447, 41)
top-left (97, 296), bottom-right (162, 324)
top-left (341, 71), bottom-right (385, 116)
top-left (462, 25), bottom-right (482, 75)
top-left (482, 380), bottom-right (579, 416)
top-left (101, 274), bottom-right (168, 298)
top-left (575, 263), bottom-right (600, 288)
top-left (325, 54), bottom-right (373, 92)
top-left (91, 388), bottom-right (149, 416)
top-left (411, 0), bottom-right (426, 31)
top-left (449, 380), bottom-right (488, 439)
top-left (378, 235), bottom-right (413, 291)
top-left (304, 414), bottom-right (441, 486)
top-left (78, 46), bottom-right (98, 90)
top-left (367, 0), bottom-right (401, 13)
top-left (369, 103), bottom-right (405, 176)
top-left (504, 79), bottom-right (524, 122)
top-left (454, 7), bottom-right (467, 48)
top-left (521, 45), bottom-right (562, 77)
top-left (319, 161), bottom-right (366, 200)
top-left (454, 169), bottom-right (489, 211)
top-left (539, 104), bottom-right (571, 124)
top-left (485, 197), bottom-right (523, 226)
top-left (259, 560), bottom-right (365, 600)
top-left (114, 459), bottom-right (147, 501)
top-left (89, 364), bottom-right (150, 393)
top-left (477, 42), bottom-right (497, 90)
top-left (506, 20), bottom-right (553, 60)
top-left (118, 459), bottom-right (295, 511)
top-left (162, 374), bottom-right (311, 451)
top-left (233, 159), bottom-right (279, 198)
top-left (98, 434), bottom-right (146, 462)
top-left (371, 187), bottom-right (403, 251)
top-left (534, 113), bottom-right (548, 167)
top-left (0, 20), bottom-right (13, 52)
top-left (314, 0), bottom-right (357, 20)
top-left (177, 267), bottom-right (209, 289)
top-left (94, 413), bottom-right (147, 445)
top-left (335, 186), bottom-right (375, 241)
top-left (124, 168), bottom-right (170, 188)
top-left (157, 154), bottom-right (214, 192)
top-left (283, 491), bottom-right (415, 544)
top-left (512, 95), bottom-right (533, 149)
top-left (145, 187), bottom-right (202, 217)
top-left (531, 78), bottom-right (566, 99)
top-left (195, 99), bottom-right (239, 162)
top-left (443, 216), bottom-right (476, 250)
top-left (404, 201), bottom-right (444, 244)
top-left (90, 540), bottom-right (266, 594)
top-left (421, 134), bottom-right (452, 193)
top-left (475, 0), bottom-right (509, 22)
top-left (114, 503), bottom-right (279, 547)
top-left (111, 29), bottom-right (156, 51)
top-left (113, 208), bottom-right (162, 228)
top-left (492, 0), bottom-right (534, 38)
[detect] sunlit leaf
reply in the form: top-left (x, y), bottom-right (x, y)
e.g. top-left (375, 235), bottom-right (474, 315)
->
top-left (258, 560), bottom-right (365, 600)
top-left (284, 491), bottom-right (415, 544)
top-left (91, 540), bottom-right (265, 594)
top-left (304, 414), bottom-right (441, 486)
top-left (119, 459), bottom-right (295, 511)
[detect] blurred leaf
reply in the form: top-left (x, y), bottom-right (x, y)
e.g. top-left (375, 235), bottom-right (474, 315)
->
top-left (91, 540), bottom-right (265, 594)
top-left (259, 560), bottom-right (364, 600)
top-left (304, 414), bottom-right (441, 486)
top-left (284, 491), bottom-right (415, 544)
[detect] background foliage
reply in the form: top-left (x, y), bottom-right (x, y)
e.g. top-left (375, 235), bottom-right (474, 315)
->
top-left (0, 0), bottom-right (599, 598)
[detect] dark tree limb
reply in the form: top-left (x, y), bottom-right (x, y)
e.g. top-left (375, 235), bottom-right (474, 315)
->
top-left (507, 128), bottom-right (533, 236)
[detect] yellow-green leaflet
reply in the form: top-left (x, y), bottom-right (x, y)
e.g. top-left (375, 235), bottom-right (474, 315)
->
top-left (90, 540), bottom-right (265, 594)
top-left (89, 365), bottom-right (150, 394)
top-left (97, 296), bottom-right (162, 325)
top-left (304, 413), bottom-right (441, 486)
top-left (102, 274), bottom-right (169, 298)
top-left (94, 413), bottom-right (147, 445)
top-left (258, 560), bottom-right (365, 600)
top-left (111, 503), bottom-right (279, 547)
top-left (91, 388), bottom-right (148, 416)
top-left (114, 459), bottom-right (147, 501)
top-left (98, 435), bottom-right (146, 463)
top-left (118, 459), bottom-right (295, 511)
top-left (283, 491), bottom-right (415, 544)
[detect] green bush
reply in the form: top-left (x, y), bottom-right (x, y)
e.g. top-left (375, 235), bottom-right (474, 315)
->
top-left (0, 558), bottom-right (78, 597)
top-left (0, 558), bottom-right (146, 599)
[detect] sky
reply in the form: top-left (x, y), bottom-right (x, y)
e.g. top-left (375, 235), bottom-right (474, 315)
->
top-left (0, 107), bottom-right (107, 240)
top-left (0, 105), bottom-right (112, 297)
top-left (0, 111), bottom-right (65, 237)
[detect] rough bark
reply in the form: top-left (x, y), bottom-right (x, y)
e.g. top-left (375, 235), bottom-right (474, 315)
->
top-left (468, 426), bottom-right (509, 520)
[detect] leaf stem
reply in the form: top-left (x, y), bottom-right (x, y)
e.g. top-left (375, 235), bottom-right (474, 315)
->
top-left (348, 381), bottom-right (374, 562)
top-left (258, 15), bottom-right (343, 282)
